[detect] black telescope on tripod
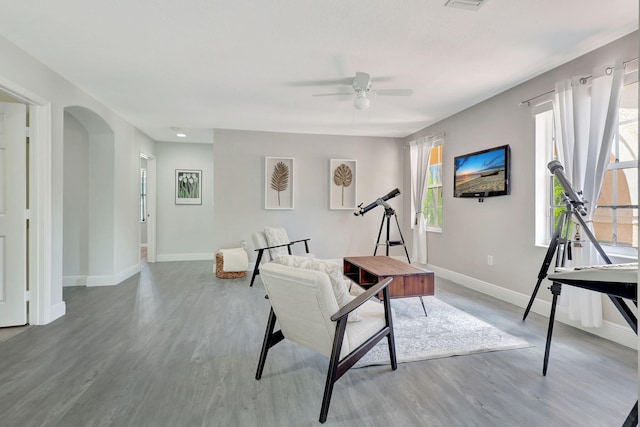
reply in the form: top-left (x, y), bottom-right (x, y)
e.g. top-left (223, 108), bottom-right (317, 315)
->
top-left (354, 188), bottom-right (400, 217)
top-left (522, 160), bottom-right (611, 322)
top-left (354, 188), bottom-right (410, 264)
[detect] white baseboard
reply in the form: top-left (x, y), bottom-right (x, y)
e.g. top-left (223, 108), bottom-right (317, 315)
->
top-left (49, 301), bottom-right (66, 323)
top-left (156, 253), bottom-right (215, 262)
top-left (427, 264), bottom-right (638, 350)
top-left (64, 263), bottom-right (141, 288)
top-left (113, 263), bottom-right (141, 285)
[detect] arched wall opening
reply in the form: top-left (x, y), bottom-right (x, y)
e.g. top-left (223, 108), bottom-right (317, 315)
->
top-left (63, 106), bottom-right (115, 286)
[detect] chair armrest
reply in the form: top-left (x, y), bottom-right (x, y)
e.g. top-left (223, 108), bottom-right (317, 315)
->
top-left (288, 238), bottom-right (311, 253)
top-left (330, 277), bottom-right (393, 321)
top-left (254, 242), bottom-right (291, 251)
top-left (288, 238), bottom-right (310, 245)
top-left (254, 238), bottom-right (311, 252)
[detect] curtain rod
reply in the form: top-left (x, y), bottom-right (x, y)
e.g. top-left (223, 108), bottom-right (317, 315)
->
top-left (404, 131), bottom-right (446, 148)
top-left (518, 57), bottom-right (638, 107)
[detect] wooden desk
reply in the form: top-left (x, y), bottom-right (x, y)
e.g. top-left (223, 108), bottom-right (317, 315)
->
top-left (343, 256), bottom-right (434, 300)
top-left (546, 265), bottom-right (638, 427)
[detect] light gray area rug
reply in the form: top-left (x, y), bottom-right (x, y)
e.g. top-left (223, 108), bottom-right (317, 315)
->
top-left (354, 297), bottom-right (531, 368)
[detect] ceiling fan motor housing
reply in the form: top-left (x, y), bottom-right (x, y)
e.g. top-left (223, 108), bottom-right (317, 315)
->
top-left (353, 72), bottom-right (372, 93)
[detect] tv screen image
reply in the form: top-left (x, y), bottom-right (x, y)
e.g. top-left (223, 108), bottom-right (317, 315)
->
top-left (454, 145), bottom-right (510, 198)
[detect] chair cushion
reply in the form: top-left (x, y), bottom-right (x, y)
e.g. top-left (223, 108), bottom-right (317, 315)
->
top-left (260, 262), bottom-right (391, 359)
top-left (264, 226), bottom-right (291, 259)
top-left (259, 263), bottom-right (341, 356)
top-left (343, 299), bottom-right (388, 359)
top-left (273, 255), bottom-right (360, 322)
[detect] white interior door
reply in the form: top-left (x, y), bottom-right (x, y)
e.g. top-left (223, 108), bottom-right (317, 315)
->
top-left (0, 101), bottom-right (27, 326)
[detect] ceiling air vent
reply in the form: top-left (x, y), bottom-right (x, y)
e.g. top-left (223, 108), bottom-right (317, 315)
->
top-left (445, 0), bottom-right (488, 10)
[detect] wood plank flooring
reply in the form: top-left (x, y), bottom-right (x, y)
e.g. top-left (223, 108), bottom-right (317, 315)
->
top-left (0, 260), bottom-right (636, 426)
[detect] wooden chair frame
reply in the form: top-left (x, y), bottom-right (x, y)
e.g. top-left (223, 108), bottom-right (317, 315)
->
top-left (255, 277), bottom-right (397, 423)
top-left (249, 238), bottom-right (311, 287)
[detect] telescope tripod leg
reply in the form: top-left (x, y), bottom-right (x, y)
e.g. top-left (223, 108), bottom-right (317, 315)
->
top-left (393, 212), bottom-right (411, 264)
top-left (373, 209), bottom-right (411, 263)
top-left (543, 282), bottom-right (562, 375)
top-left (373, 213), bottom-right (386, 256)
top-left (523, 210), bottom-right (570, 321)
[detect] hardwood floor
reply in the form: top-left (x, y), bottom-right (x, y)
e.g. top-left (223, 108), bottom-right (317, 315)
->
top-left (0, 325), bottom-right (29, 344)
top-left (0, 260), bottom-right (636, 426)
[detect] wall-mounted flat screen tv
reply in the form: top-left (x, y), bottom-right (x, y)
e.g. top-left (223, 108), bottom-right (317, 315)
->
top-left (454, 144), bottom-right (510, 198)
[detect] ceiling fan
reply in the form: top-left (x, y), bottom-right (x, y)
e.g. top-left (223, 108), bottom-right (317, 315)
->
top-left (312, 72), bottom-right (413, 110)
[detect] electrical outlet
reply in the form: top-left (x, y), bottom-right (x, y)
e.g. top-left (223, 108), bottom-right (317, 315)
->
top-left (241, 240), bottom-right (247, 250)
top-left (487, 255), bottom-right (493, 266)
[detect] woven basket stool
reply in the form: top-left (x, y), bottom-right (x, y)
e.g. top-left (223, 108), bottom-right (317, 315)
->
top-left (216, 252), bottom-right (247, 279)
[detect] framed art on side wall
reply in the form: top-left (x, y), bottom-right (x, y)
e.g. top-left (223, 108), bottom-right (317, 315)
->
top-left (265, 157), bottom-right (294, 209)
top-left (330, 159), bottom-right (357, 210)
top-left (175, 169), bottom-right (202, 205)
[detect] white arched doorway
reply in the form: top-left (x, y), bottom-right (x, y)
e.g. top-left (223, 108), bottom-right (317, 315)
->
top-left (63, 106), bottom-right (115, 286)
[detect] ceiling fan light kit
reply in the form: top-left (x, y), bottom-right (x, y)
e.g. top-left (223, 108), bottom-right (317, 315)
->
top-left (312, 71), bottom-right (413, 111)
top-left (444, 0), bottom-right (488, 10)
top-left (354, 92), bottom-right (370, 110)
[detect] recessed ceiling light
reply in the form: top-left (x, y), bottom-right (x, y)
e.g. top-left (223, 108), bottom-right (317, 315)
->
top-left (445, 0), bottom-right (488, 10)
top-left (171, 126), bottom-right (187, 138)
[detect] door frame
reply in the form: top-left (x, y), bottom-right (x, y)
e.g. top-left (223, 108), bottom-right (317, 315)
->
top-left (0, 75), bottom-right (59, 325)
top-left (140, 152), bottom-right (156, 263)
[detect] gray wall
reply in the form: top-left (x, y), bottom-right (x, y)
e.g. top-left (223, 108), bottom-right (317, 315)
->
top-left (403, 31), bottom-right (638, 330)
top-left (155, 141), bottom-right (215, 260)
top-left (62, 113), bottom-right (89, 278)
top-left (212, 129), bottom-right (405, 261)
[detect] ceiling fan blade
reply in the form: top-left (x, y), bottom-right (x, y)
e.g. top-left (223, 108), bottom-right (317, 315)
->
top-left (311, 92), bottom-right (353, 97)
top-left (288, 78), bottom-right (353, 87)
top-left (373, 89), bottom-right (413, 96)
top-left (370, 75), bottom-right (394, 83)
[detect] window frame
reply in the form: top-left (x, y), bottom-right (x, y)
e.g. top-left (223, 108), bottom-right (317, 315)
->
top-left (424, 140), bottom-right (444, 233)
top-left (534, 69), bottom-right (638, 259)
top-left (592, 70), bottom-right (638, 255)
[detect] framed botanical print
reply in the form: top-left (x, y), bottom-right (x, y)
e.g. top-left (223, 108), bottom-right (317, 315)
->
top-left (265, 157), bottom-right (294, 209)
top-left (175, 169), bottom-right (202, 205)
top-left (329, 159), bottom-right (356, 210)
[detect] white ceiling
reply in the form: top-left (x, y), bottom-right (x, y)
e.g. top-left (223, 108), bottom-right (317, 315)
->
top-left (0, 1), bottom-right (636, 142)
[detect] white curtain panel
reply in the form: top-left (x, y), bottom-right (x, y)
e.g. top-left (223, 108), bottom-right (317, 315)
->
top-left (553, 59), bottom-right (625, 327)
top-left (409, 138), bottom-right (433, 264)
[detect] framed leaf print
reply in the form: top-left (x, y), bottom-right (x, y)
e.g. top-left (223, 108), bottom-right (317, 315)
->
top-left (330, 159), bottom-right (356, 210)
top-left (265, 157), bottom-right (294, 209)
top-left (175, 169), bottom-right (202, 205)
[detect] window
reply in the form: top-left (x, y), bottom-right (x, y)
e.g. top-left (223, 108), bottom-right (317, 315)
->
top-left (592, 77), bottom-right (638, 249)
top-left (140, 168), bottom-right (147, 222)
top-left (534, 104), bottom-right (556, 245)
top-left (535, 67), bottom-right (638, 256)
top-left (424, 142), bottom-right (443, 231)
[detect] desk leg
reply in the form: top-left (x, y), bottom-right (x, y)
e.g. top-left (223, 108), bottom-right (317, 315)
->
top-left (419, 296), bottom-right (427, 317)
top-left (543, 282), bottom-right (562, 376)
top-left (609, 296), bottom-right (638, 334)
